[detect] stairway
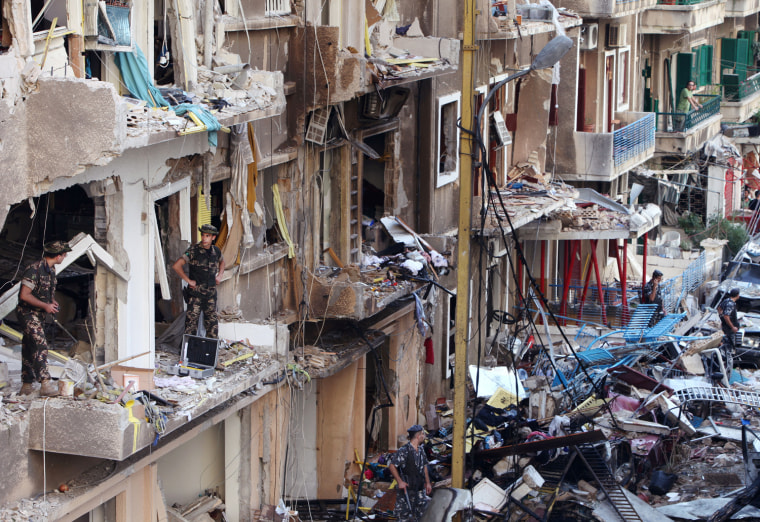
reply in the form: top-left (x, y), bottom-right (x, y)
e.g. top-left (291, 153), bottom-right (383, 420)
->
top-left (577, 445), bottom-right (642, 522)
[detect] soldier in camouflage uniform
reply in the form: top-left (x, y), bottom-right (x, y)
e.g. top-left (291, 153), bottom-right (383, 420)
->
top-left (17, 240), bottom-right (72, 396)
top-left (389, 425), bottom-right (432, 521)
top-left (172, 224), bottom-right (225, 339)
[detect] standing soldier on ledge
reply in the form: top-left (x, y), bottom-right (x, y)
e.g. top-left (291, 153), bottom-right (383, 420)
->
top-left (18, 240), bottom-right (72, 396)
top-left (173, 224), bottom-right (225, 339)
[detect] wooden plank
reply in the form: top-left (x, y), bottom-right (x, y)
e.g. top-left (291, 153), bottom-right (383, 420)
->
top-left (150, 210), bottom-right (171, 300)
top-left (67, 34), bottom-right (86, 78)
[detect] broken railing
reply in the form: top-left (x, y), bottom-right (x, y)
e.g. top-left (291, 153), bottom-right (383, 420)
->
top-left (658, 251), bottom-right (706, 313)
top-left (654, 95), bottom-right (721, 132)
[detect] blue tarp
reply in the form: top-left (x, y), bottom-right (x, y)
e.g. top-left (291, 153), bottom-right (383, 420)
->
top-left (173, 104), bottom-right (221, 148)
top-left (114, 46), bottom-right (168, 108)
top-left (116, 46), bottom-right (221, 147)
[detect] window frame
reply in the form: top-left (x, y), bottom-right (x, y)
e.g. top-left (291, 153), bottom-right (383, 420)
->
top-left (436, 92), bottom-right (461, 188)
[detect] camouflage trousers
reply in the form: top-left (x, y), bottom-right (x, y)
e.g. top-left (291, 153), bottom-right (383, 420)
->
top-left (18, 310), bottom-right (51, 383)
top-left (184, 286), bottom-right (218, 338)
top-left (394, 489), bottom-right (429, 522)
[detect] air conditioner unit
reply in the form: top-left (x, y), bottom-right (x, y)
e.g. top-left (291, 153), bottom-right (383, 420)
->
top-left (607, 24), bottom-right (627, 48)
top-left (580, 23), bottom-right (598, 51)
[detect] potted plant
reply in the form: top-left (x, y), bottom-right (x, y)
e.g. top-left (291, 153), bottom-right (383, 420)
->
top-left (583, 118), bottom-right (595, 132)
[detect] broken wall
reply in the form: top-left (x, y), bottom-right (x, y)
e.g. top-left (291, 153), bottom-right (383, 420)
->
top-left (0, 76), bottom-right (125, 228)
top-left (289, 25), bottom-right (363, 110)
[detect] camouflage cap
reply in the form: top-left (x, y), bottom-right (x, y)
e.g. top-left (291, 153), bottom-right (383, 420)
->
top-left (43, 240), bottom-right (72, 255)
top-left (198, 224), bottom-right (219, 235)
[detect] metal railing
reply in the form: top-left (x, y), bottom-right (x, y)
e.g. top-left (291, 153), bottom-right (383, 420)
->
top-left (265, 0), bottom-right (290, 16)
top-left (613, 113), bottom-right (655, 167)
top-left (723, 72), bottom-right (760, 101)
top-left (657, 0), bottom-right (710, 4)
top-left (655, 94), bottom-right (721, 132)
top-left (659, 251), bottom-right (707, 313)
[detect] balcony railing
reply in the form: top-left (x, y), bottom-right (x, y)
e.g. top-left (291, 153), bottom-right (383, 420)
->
top-left (656, 0), bottom-right (709, 4)
top-left (723, 72), bottom-right (760, 101)
top-left (613, 113), bottom-right (655, 166)
top-left (655, 94), bottom-right (721, 132)
top-left (265, 0), bottom-right (290, 16)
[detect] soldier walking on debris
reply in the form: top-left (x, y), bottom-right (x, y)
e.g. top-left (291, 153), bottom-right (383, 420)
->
top-left (389, 425), bottom-right (432, 521)
top-left (18, 240), bottom-right (72, 396)
top-left (719, 288), bottom-right (741, 349)
top-left (642, 269), bottom-right (665, 326)
top-left (173, 224), bottom-right (225, 339)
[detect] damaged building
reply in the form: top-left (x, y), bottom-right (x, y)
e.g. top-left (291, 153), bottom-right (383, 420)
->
top-left (2, 0), bottom-right (760, 520)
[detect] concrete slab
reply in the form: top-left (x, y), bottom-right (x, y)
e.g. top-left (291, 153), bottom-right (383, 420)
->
top-left (28, 362), bottom-right (283, 460)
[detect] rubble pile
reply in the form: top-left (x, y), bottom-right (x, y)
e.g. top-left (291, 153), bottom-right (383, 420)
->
top-left (552, 204), bottom-right (631, 231)
top-left (303, 297), bottom-right (760, 521)
top-left (124, 66), bottom-right (280, 139)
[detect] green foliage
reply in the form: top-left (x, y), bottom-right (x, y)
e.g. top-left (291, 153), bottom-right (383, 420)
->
top-left (677, 212), bottom-right (704, 236)
top-left (686, 214), bottom-right (749, 255)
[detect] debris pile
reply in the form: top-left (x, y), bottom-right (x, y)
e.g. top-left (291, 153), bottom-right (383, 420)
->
top-left (314, 281), bottom-right (760, 521)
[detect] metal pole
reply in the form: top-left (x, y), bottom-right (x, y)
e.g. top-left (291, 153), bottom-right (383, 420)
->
top-left (540, 241), bottom-right (546, 297)
top-left (590, 239), bottom-right (607, 325)
top-left (451, 0), bottom-right (477, 490)
top-left (642, 231), bottom-right (648, 289)
top-left (623, 240), bottom-right (629, 324)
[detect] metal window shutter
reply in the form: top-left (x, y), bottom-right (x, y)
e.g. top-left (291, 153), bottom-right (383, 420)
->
top-left (197, 189), bottom-right (211, 242)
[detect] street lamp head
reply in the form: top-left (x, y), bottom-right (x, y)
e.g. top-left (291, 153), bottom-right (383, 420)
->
top-left (530, 34), bottom-right (573, 71)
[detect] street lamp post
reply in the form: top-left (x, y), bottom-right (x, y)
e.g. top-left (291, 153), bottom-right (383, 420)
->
top-left (451, 32), bottom-right (573, 489)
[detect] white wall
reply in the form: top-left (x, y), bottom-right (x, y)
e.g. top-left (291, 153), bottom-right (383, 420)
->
top-left (284, 384), bottom-right (319, 499)
top-left (157, 423), bottom-right (226, 507)
top-left (706, 165), bottom-right (725, 221)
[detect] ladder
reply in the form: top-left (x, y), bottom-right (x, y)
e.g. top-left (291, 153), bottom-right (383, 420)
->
top-left (349, 154), bottom-right (361, 265)
top-left (675, 386), bottom-right (760, 408)
top-left (576, 445), bottom-right (643, 522)
top-left (535, 452), bottom-right (577, 521)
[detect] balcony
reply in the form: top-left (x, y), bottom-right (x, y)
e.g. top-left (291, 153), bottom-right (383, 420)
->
top-left (552, 0), bottom-right (657, 19)
top-left (654, 94), bottom-right (723, 153)
top-left (560, 113), bottom-right (655, 183)
top-left (640, 0), bottom-right (725, 34)
top-left (725, 0), bottom-right (760, 16)
top-left (721, 73), bottom-right (760, 123)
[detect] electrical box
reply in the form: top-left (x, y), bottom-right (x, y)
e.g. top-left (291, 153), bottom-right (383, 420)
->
top-left (580, 24), bottom-right (598, 51)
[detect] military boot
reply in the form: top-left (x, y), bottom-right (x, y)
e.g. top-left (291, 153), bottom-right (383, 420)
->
top-left (40, 379), bottom-right (59, 397)
top-left (19, 383), bottom-right (34, 395)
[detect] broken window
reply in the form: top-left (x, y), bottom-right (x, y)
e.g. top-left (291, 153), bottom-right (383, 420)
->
top-left (31, 0), bottom-right (76, 77)
top-left (436, 92), bottom-right (461, 188)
